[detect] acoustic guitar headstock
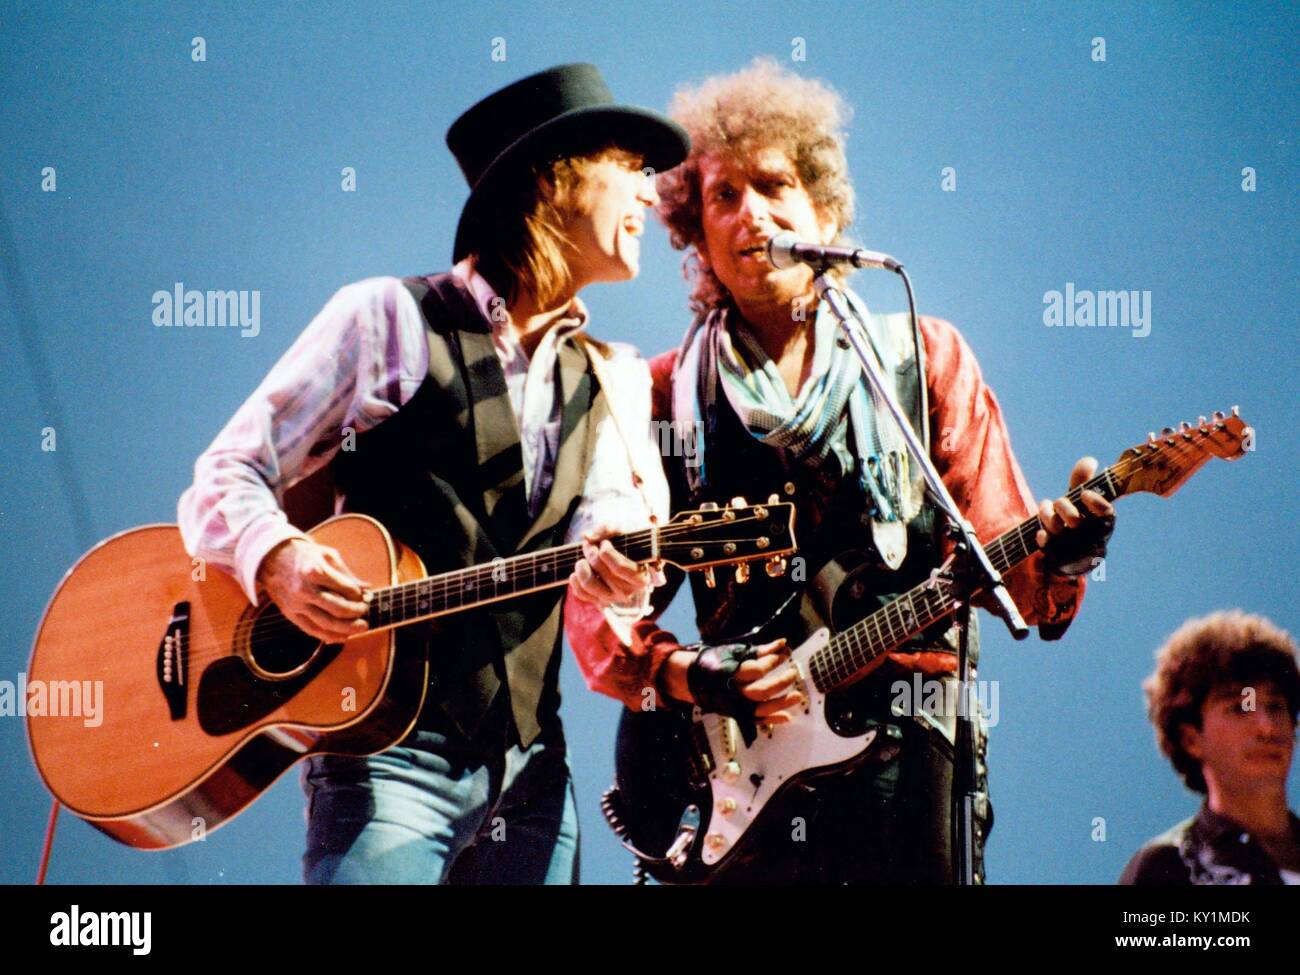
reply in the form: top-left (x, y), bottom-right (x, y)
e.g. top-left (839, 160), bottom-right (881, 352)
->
top-left (655, 496), bottom-right (797, 585)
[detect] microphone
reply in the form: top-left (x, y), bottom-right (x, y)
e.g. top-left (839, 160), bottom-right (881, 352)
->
top-left (767, 232), bottom-right (902, 272)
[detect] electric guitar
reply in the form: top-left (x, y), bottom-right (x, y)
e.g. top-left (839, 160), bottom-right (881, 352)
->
top-left (27, 499), bottom-right (796, 850)
top-left (605, 410), bottom-right (1253, 883)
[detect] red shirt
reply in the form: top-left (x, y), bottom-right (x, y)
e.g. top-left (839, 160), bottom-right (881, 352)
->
top-left (565, 315), bottom-right (1086, 710)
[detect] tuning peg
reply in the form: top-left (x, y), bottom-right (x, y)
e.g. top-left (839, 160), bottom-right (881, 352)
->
top-left (767, 493), bottom-right (779, 505)
top-left (1161, 426), bottom-right (1174, 436)
top-left (735, 563), bottom-right (750, 584)
top-left (730, 496), bottom-right (748, 508)
top-left (1213, 410), bottom-right (1225, 421)
top-left (1180, 420), bottom-right (1191, 431)
top-left (1198, 415), bottom-right (1208, 426)
top-left (1231, 405), bottom-right (1240, 417)
top-left (765, 555), bottom-right (788, 577)
top-left (703, 566), bottom-right (717, 588)
top-left (700, 501), bottom-right (719, 512)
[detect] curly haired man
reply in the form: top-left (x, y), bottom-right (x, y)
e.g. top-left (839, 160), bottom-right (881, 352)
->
top-left (568, 58), bottom-right (1116, 884)
top-left (1121, 610), bottom-right (1300, 885)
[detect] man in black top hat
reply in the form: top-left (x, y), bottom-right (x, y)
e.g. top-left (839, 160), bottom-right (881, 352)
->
top-left (178, 64), bottom-right (688, 883)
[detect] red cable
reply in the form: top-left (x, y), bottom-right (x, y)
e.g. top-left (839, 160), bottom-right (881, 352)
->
top-left (36, 800), bottom-right (59, 885)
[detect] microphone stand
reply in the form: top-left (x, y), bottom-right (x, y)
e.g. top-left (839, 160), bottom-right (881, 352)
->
top-left (812, 267), bottom-right (1029, 886)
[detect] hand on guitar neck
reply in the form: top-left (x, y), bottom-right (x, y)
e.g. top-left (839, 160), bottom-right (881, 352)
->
top-left (568, 527), bottom-right (661, 610)
top-left (1034, 456), bottom-right (1117, 574)
top-left (659, 455), bottom-right (1118, 723)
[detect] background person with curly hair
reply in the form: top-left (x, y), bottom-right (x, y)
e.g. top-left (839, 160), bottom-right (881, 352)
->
top-left (1121, 611), bottom-right (1300, 885)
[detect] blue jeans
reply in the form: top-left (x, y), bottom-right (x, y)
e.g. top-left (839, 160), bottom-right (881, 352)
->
top-left (301, 723), bottom-right (579, 885)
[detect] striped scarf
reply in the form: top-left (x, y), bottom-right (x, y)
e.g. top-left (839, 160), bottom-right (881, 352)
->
top-left (674, 290), bottom-right (920, 566)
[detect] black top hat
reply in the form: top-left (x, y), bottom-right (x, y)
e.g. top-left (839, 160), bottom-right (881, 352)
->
top-left (446, 63), bottom-right (689, 262)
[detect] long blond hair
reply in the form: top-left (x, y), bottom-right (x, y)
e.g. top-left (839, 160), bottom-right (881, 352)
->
top-left (472, 145), bottom-right (642, 309)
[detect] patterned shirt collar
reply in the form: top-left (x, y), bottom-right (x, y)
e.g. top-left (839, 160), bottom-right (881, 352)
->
top-left (1193, 802), bottom-right (1300, 845)
top-left (1180, 801), bottom-right (1300, 885)
top-left (451, 258), bottom-right (589, 345)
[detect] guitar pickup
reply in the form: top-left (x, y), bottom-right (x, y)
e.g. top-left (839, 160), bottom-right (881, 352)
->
top-left (687, 719), bottom-right (715, 788)
top-left (155, 602), bottom-right (190, 720)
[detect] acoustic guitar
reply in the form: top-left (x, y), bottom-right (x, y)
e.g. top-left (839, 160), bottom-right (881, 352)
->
top-left (27, 498), bottom-right (796, 849)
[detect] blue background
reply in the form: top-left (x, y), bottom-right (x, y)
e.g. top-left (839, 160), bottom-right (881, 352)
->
top-left (1, 0), bottom-right (1295, 885)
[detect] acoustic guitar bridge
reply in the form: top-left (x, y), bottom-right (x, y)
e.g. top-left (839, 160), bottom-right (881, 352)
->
top-left (155, 602), bottom-right (190, 720)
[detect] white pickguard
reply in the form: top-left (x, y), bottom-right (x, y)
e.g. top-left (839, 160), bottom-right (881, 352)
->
top-left (695, 627), bottom-right (878, 866)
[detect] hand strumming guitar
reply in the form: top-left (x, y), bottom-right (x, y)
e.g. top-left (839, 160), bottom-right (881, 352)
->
top-left (257, 537), bottom-right (371, 643)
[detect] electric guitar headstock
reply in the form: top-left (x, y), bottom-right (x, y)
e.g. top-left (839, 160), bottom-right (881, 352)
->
top-left (638, 496), bottom-right (797, 586)
top-left (1108, 407), bottom-right (1253, 500)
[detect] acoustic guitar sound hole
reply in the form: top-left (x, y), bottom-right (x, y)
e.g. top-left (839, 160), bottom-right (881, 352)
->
top-left (247, 604), bottom-right (323, 676)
